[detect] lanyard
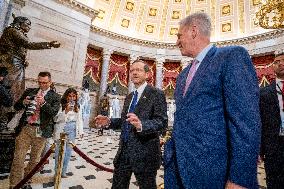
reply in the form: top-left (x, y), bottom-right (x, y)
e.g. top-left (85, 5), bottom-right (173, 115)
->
top-left (276, 83), bottom-right (284, 111)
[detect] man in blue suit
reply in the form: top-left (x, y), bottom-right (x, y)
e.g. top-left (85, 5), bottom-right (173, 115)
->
top-left (164, 12), bottom-right (261, 189)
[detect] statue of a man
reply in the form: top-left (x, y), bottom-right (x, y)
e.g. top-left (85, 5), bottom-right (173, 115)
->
top-left (0, 16), bottom-right (60, 104)
top-left (168, 101), bottom-right (176, 123)
top-left (111, 96), bottom-right (120, 118)
top-left (98, 93), bottom-right (109, 135)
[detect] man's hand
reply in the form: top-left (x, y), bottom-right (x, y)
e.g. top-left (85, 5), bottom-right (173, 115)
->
top-left (50, 41), bottom-right (60, 48)
top-left (94, 115), bottom-right (110, 128)
top-left (36, 95), bottom-right (45, 106)
top-left (258, 155), bottom-right (264, 165)
top-left (126, 113), bottom-right (142, 130)
top-left (225, 181), bottom-right (246, 189)
top-left (23, 96), bottom-right (32, 105)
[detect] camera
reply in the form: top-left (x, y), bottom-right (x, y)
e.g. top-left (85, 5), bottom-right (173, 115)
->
top-left (26, 99), bottom-right (37, 116)
top-left (29, 95), bottom-right (36, 100)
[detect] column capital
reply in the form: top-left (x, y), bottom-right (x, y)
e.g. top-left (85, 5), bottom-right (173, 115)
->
top-left (156, 57), bottom-right (165, 67)
top-left (129, 54), bottom-right (139, 63)
top-left (103, 49), bottom-right (113, 58)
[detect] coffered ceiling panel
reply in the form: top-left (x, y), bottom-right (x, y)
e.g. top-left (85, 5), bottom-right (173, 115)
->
top-left (79, 0), bottom-right (269, 42)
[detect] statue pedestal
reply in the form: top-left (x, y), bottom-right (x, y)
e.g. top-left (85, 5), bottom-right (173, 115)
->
top-left (0, 130), bottom-right (15, 174)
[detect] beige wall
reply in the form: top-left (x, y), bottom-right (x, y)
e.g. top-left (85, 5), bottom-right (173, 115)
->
top-left (21, 0), bottom-right (92, 94)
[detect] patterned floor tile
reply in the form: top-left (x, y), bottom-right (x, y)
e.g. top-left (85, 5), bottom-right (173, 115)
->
top-left (0, 129), bottom-right (267, 189)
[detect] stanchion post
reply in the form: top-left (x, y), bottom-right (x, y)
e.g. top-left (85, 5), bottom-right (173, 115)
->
top-left (54, 133), bottom-right (67, 189)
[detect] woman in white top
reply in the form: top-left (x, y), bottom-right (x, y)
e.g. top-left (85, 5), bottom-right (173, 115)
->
top-left (54, 88), bottom-right (83, 178)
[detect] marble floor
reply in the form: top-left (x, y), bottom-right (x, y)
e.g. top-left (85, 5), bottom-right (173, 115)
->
top-left (0, 129), bottom-right (267, 189)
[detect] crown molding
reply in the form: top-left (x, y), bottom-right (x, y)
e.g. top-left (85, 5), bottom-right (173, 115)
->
top-left (55, 0), bottom-right (98, 18)
top-left (92, 26), bottom-right (284, 49)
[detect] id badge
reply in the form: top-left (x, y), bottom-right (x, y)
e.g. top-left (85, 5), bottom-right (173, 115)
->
top-left (36, 127), bottom-right (42, 137)
top-left (280, 126), bottom-right (284, 136)
top-left (280, 120), bottom-right (284, 136)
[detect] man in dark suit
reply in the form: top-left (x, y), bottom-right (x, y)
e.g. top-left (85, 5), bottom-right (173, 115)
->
top-left (95, 60), bottom-right (168, 189)
top-left (9, 71), bottom-right (61, 189)
top-left (164, 13), bottom-right (261, 189)
top-left (259, 51), bottom-right (284, 189)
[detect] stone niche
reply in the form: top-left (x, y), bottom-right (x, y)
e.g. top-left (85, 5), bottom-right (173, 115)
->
top-left (20, 0), bottom-right (92, 94)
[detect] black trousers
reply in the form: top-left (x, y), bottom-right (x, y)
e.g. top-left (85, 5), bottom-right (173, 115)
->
top-left (111, 146), bottom-right (157, 189)
top-left (265, 159), bottom-right (284, 189)
top-left (264, 143), bottom-right (284, 189)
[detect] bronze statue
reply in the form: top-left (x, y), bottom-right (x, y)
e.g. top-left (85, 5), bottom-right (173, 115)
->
top-left (99, 93), bottom-right (110, 116)
top-left (98, 93), bottom-right (109, 135)
top-left (0, 16), bottom-right (60, 104)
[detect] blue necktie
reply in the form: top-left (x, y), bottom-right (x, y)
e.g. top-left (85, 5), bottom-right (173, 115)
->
top-left (122, 90), bottom-right (138, 142)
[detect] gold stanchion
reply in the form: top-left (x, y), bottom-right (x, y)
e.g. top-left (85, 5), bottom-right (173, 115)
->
top-left (158, 130), bottom-right (172, 189)
top-left (157, 183), bottom-right (164, 189)
top-left (54, 133), bottom-right (67, 189)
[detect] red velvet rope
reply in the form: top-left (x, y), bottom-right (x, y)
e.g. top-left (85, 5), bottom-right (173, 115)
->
top-left (13, 146), bottom-right (54, 189)
top-left (72, 145), bottom-right (114, 173)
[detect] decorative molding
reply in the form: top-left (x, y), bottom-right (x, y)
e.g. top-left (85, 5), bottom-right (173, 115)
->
top-left (186, 0), bottom-right (191, 15)
top-left (13, 0), bottom-right (26, 7)
top-left (109, 0), bottom-right (121, 28)
top-left (217, 29), bottom-right (284, 46)
top-left (238, 0), bottom-right (245, 33)
top-left (210, 0), bottom-right (216, 37)
top-left (135, 0), bottom-right (147, 33)
top-left (55, 0), bottom-right (98, 18)
top-left (159, 0), bottom-right (170, 40)
top-left (91, 26), bottom-right (284, 49)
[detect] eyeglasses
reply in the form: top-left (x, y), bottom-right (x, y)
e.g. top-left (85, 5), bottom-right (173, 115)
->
top-left (38, 81), bottom-right (50, 85)
top-left (130, 68), bottom-right (145, 73)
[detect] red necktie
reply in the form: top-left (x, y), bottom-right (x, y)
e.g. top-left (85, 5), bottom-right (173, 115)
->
top-left (281, 81), bottom-right (284, 109)
top-left (28, 91), bottom-right (44, 124)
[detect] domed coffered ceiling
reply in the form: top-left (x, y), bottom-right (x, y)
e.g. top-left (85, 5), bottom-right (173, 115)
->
top-left (77, 0), bottom-right (269, 43)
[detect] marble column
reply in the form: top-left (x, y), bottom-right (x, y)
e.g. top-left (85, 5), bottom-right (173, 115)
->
top-left (155, 58), bottom-right (164, 89)
top-left (99, 49), bottom-right (112, 97)
top-left (128, 54), bottom-right (138, 93)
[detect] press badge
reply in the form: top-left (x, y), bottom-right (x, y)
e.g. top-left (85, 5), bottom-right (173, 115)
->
top-left (36, 127), bottom-right (42, 137)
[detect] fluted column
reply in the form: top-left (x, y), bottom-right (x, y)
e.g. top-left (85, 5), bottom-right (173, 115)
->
top-left (99, 49), bottom-right (112, 97)
top-left (128, 54), bottom-right (138, 92)
top-left (155, 58), bottom-right (164, 89)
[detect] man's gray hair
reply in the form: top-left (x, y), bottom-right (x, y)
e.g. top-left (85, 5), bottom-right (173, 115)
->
top-left (179, 12), bottom-right (212, 37)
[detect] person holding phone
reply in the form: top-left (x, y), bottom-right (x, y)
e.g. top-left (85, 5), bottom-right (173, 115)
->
top-left (53, 88), bottom-right (84, 178)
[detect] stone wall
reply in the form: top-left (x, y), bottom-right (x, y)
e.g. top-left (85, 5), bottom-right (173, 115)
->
top-left (19, 0), bottom-right (92, 94)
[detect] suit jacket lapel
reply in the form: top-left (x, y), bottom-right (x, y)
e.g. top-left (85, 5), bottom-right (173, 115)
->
top-left (270, 82), bottom-right (281, 119)
top-left (134, 85), bottom-right (150, 113)
top-left (123, 92), bottom-right (133, 115)
top-left (179, 66), bottom-right (191, 99)
top-left (44, 90), bottom-right (54, 102)
top-left (184, 45), bottom-right (217, 98)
